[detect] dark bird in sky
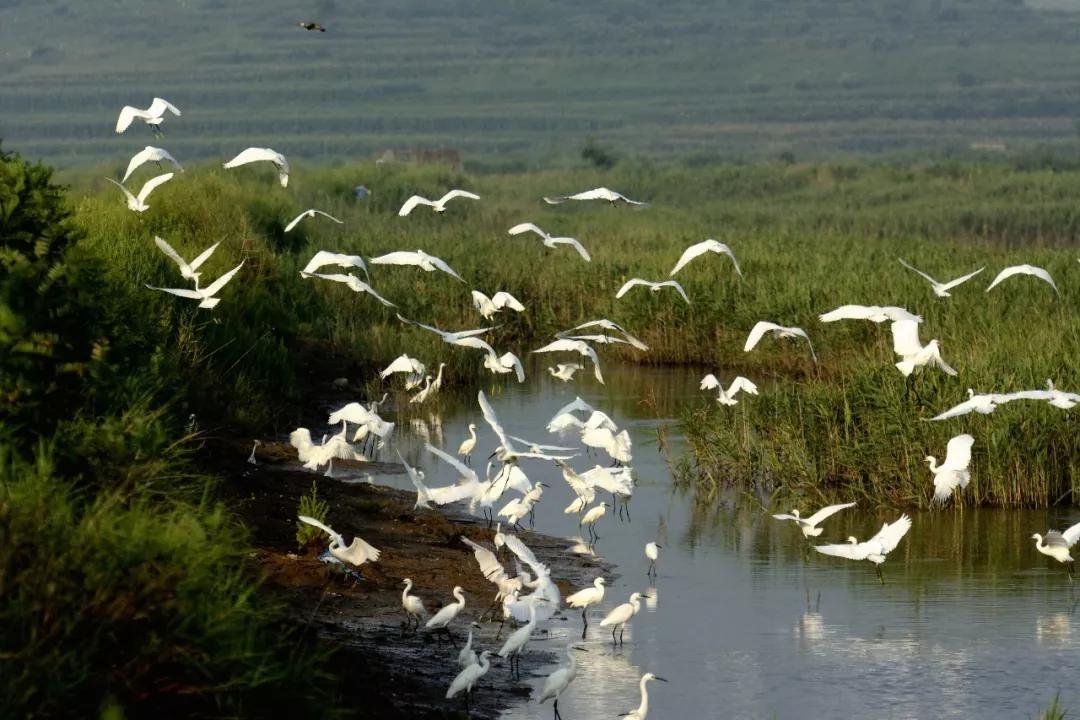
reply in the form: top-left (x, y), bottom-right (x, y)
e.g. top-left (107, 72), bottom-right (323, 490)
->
top-left (297, 21), bottom-right (326, 32)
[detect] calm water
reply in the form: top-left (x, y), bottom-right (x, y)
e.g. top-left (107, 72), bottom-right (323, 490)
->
top-left (355, 363), bottom-right (1080, 719)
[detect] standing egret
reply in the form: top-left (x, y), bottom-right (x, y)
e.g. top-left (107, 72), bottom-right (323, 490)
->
top-left (425, 586), bottom-right (466, 646)
top-left (401, 578), bottom-right (428, 631)
top-left (104, 173), bottom-right (173, 213)
top-left (615, 278), bottom-right (690, 304)
top-left (458, 622), bottom-right (481, 668)
top-left (580, 502), bottom-right (608, 541)
top-left (986, 264), bottom-right (1059, 296)
top-left (152, 236), bottom-right (219, 285)
top-left (814, 514), bottom-right (912, 582)
top-left (890, 320), bottom-right (957, 378)
top-left (645, 542), bottom-right (661, 577)
top-left (223, 147), bottom-right (290, 187)
top-left (508, 222), bottom-right (591, 261)
top-left (369, 250), bottom-right (465, 282)
top-left (498, 595), bottom-right (545, 678)
top-left (472, 290), bottom-right (525, 320)
top-left (566, 577), bottom-right (606, 633)
top-left (927, 433), bottom-right (975, 505)
top-left (457, 423), bottom-right (478, 464)
top-left (548, 363), bottom-right (583, 382)
top-left (115, 97), bottom-right (181, 135)
top-left (1032, 521), bottom-right (1080, 579)
top-left (246, 440), bottom-right (260, 465)
top-left (699, 374), bottom-right (758, 406)
top-left (744, 321), bottom-right (816, 362)
top-left (898, 258), bottom-right (985, 297)
top-left (537, 645), bottom-right (584, 720)
top-left (772, 502), bottom-right (857, 538)
top-left (620, 672), bottom-right (668, 720)
top-left (543, 187), bottom-right (646, 206)
top-left (600, 591), bottom-right (648, 646)
top-left (146, 260), bottom-right (245, 310)
top-left (398, 189), bottom-right (479, 216)
top-left (445, 650), bottom-right (491, 712)
top-left (284, 208), bottom-right (343, 233)
top-left (122, 146), bottom-right (183, 182)
top-left (669, 239), bottom-right (742, 277)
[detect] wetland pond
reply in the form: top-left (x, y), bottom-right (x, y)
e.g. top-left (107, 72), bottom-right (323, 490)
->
top-left (349, 363), bottom-right (1080, 719)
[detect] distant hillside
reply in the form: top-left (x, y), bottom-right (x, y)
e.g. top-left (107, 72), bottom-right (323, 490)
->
top-left (5, 0), bottom-right (1080, 167)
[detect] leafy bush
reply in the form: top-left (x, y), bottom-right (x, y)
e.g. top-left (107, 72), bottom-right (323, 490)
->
top-left (296, 481), bottom-right (329, 550)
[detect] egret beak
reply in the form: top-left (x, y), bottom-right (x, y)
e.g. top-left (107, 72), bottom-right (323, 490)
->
top-left (654, 676), bottom-right (669, 682)
top-left (655, 544), bottom-right (663, 548)
top-left (641, 594), bottom-right (653, 599)
top-left (541, 483), bottom-right (551, 488)
top-left (571, 646), bottom-right (590, 652)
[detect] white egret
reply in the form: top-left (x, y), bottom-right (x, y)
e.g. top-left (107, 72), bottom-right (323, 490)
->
top-left (615, 278), bottom-right (690, 304)
top-left (927, 433), bottom-right (975, 505)
top-left (327, 402), bottom-right (395, 451)
top-left (566, 576), bottom-right (606, 633)
top-left (398, 189), bottom-right (479, 216)
top-left (773, 502), bottom-right (856, 538)
top-left (1032, 521), bottom-right (1080, 578)
top-left (445, 650), bottom-right (490, 711)
top-left (246, 440), bottom-right (260, 465)
top-left (986, 264), bottom-right (1059, 296)
top-left (122, 146), bottom-right (183, 183)
top-left (458, 423), bottom-right (478, 464)
top-left (699, 374), bottom-right (758, 406)
top-left (398, 450), bottom-right (478, 510)
top-left (425, 586), bottom-right (466, 646)
top-left (532, 338), bottom-right (604, 384)
top-left (105, 173), bottom-right (173, 213)
top-left (814, 514), bottom-right (912, 581)
top-left (145, 260), bottom-right (244, 309)
top-left (818, 304), bottom-right (922, 324)
top-left (890, 319), bottom-right (957, 377)
top-left (402, 578), bottom-right (428, 631)
top-left (369, 250), bottom-right (464, 282)
top-left (508, 222), bottom-right (591, 261)
top-left (928, 388), bottom-right (1006, 421)
top-left (744, 321), bottom-right (816, 362)
top-left (498, 595), bottom-right (545, 678)
top-left (543, 187), bottom-right (646, 206)
top-left (299, 250), bottom-right (368, 280)
top-left (581, 425), bottom-right (632, 466)
top-left (645, 542), bottom-right (661, 577)
top-left (380, 354), bottom-right (426, 388)
top-left (223, 147), bottom-right (289, 187)
top-left (600, 591), bottom-right (648, 646)
top-left (152, 236), bottom-right (218, 285)
top-left (620, 673), bottom-right (668, 720)
top-left (115, 97), bottom-right (180, 135)
top-left (461, 536), bottom-right (526, 619)
top-left (297, 515), bottom-right (381, 567)
top-left (307, 272), bottom-right (395, 306)
top-left (898, 258), bottom-right (985, 297)
top-left (457, 623), bottom-right (481, 668)
top-left (503, 534), bottom-right (561, 614)
top-left (581, 465), bottom-right (634, 518)
top-left (557, 319), bottom-right (648, 350)
top-left (548, 363), bottom-right (583, 382)
top-left (284, 208), bottom-right (343, 233)
top-left (410, 363), bottom-right (446, 404)
top-left (537, 645), bottom-right (584, 720)
top-left (289, 426), bottom-right (366, 470)
top-left (670, 239), bottom-right (742, 277)
top-left (472, 290), bottom-right (525, 320)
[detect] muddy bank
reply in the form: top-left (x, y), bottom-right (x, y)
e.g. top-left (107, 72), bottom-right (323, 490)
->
top-left (222, 444), bottom-right (614, 719)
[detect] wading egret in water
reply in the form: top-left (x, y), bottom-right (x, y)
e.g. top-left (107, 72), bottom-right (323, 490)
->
top-left (105, 173), bottom-right (173, 213)
top-left (699, 374), bottom-right (758, 406)
top-left (537, 645), bottom-right (585, 720)
top-left (773, 502), bottom-right (857, 538)
top-left (898, 258), bottom-right (984, 297)
top-left (1032, 521), bottom-right (1080, 579)
top-left (445, 650), bottom-right (490, 712)
top-left (471, 290), bottom-right (525, 320)
top-left (645, 542), bottom-right (661, 577)
top-left (744, 321), bottom-right (817, 362)
top-left (401, 578), bottom-right (428, 631)
top-left (152, 236), bottom-right (219, 285)
top-left (615, 278), bottom-right (690, 304)
top-left (297, 515), bottom-right (381, 567)
top-left (498, 595), bottom-right (545, 678)
top-left (246, 440), bottom-right (260, 465)
top-left (398, 189), bottom-right (479, 216)
top-left (284, 208), bottom-right (343, 232)
top-left (620, 672), bottom-right (668, 719)
top-left (123, 146), bottom-right (183, 182)
top-left (890, 319), bottom-right (957, 377)
top-left (369, 250), bottom-right (465, 282)
top-left (146, 260), bottom-right (245, 310)
top-left (818, 304), bottom-right (922, 324)
top-left (425, 586), bottom-right (466, 646)
top-left (548, 363), bottom-right (583, 382)
top-left (600, 591), bottom-right (648, 646)
top-left (458, 623), bottom-right (481, 668)
top-left (927, 433), bottom-right (974, 505)
top-left (669, 239), bottom-right (742, 277)
top-left (814, 514), bottom-right (912, 582)
top-left (223, 147), bottom-right (289, 187)
top-left (580, 502), bottom-right (608, 540)
top-left (457, 423), bottom-right (478, 464)
top-left (566, 577), bottom-right (606, 631)
top-left (115, 97), bottom-right (181, 135)
top-left (543, 187), bottom-right (646, 206)
top-left (986, 264), bottom-right (1059, 296)
top-left (508, 222), bottom-right (591, 261)
top-left (299, 250), bottom-right (369, 280)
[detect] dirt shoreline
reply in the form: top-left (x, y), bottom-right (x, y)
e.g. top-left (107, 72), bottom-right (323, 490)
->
top-left (222, 442), bottom-right (615, 719)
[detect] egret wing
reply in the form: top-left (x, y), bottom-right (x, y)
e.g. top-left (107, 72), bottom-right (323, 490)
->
top-left (199, 260), bottom-right (245, 296)
top-left (438, 189), bottom-right (480, 204)
top-left (700, 373), bottom-right (720, 390)
top-left (136, 173), bottom-right (174, 203)
top-left (870, 514), bottom-right (912, 554)
top-left (371, 251), bottom-right (422, 266)
top-left (1061, 521), bottom-right (1080, 547)
top-left (941, 434), bottom-right (974, 471)
top-left (297, 514), bottom-right (342, 544)
top-left (461, 537), bottom-right (507, 584)
top-left (804, 502), bottom-right (856, 526)
top-left (615, 278), bottom-right (649, 299)
top-left (890, 320), bottom-right (923, 357)
top-left (104, 177), bottom-right (137, 205)
top-left (187, 242), bottom-right (220, 272)
top-left (147, 97), bottom-right (181, 118)
top-left (550, 237), bottom-right (591, 261)
top-left (398, 195), bottom-right (431, 216)
top-left (744, 321), bottom-right (779, 352)
top-left (938, 266), bottom-right (985, 292)
top-left (153, 236), bottom-right (192, 275)
top-left (814, 542), bottom-right (869, 561)
top-left (491, 292), bottom-right (524, 311)
top-left (508, 222), bottom-right (546, 238)
top-left (729, 376), bottom-right (759, 397)
top-left (898, 258), bottom-right (941, 286)
top-left (478, 390), bottom-right (515, 451)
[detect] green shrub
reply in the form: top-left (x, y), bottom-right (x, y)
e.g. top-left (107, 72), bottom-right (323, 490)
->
top-left (296, 481), bottom-right (329, 550)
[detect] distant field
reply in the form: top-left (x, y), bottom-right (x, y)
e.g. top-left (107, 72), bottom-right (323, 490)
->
top-left (6, 0), bottom-right (1080, 167)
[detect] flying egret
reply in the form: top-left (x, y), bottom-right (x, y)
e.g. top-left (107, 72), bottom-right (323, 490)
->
top-left (544, 187), bottom-right (646, 206)
top-left (615, 278), bottom-right (690, 304)
top-left (445, 650), bottom-right (491, 712)
top-left (645, 542), bottom-right (661, 577)
top-left (297, 515), bottom-right (381, 567)
top-left (699, 374), bottom-right (758, 406)
top-left (620, 672), bottom-right (668, 720)
top-left (426, 586), bottom-right (466, 646)
top-left (472, 290), bottom-right (525, 320)
top-left (369, 250), bottom-right (464, 282)
top-left (145, 260), bottom-right (244, 309)
top-left (814, 514), bottom-right (912, 582)
top-left (537, 645), bottom-right (584, 720)
top-left (284, 208), bottom-right (343, 233)
top-left (398, 450), bottom-right (478, 510)
top-left (461, 536), bottom-right (526, 619)
top-left (457, 423), bottom-right (478, 464)
top-left (290, 426), bottom-right (366, 470)
top-left (502, 533), bottom-right (561, 616)
top-left (398, 189), bottom-right (479, 216)
top-left (402, 578), bottom-right (428, 631)
top-left (890, 320), bottom-right (957, 377)
top-left (744, 321), bottom-right (817, 362)
top-left (1032, 521), bottom-right (1080, 578)
top-left (566, 577), bottom-right (606, 633)
top-left (152, 236), bottom-right (218, 285)
top-left (380, 354), bottom-right (426, 389)
top-left (556, 319), bottom-right (648, 350)
top-left (498, 595), bottom-right (545, 678)
top-left (548, 363), bottom-right (583, 382)
top-left (122, 146), bottom-right (183, 182)
top-left (670, 239), bottom-right (742, 277)
top-left (105, 173), bottom-right (173, 213)
top-left (898, 259), bottom-right (985, 297)
top-left (927, 433), bottom-right (975, 505)
top-left (115, 97), bottom-right (181, 135)
top-left (986, 264), bottom-right (1059, 296)
top-left (532, 338), bottom-right (604, 384)
top-left (818, 305), bottom-right (922, 324)
top-left (600, 591), bottom-right (648, 646)
top-left (299, 250), bottom-right (369, 280)
top-left (246, 440), bottom-right (260, 465)
top-left (773, 502), bottom-right (857, 538)
top-left (508, 222), bottom-right (591, 261)
top-left (223, 147), bottom-right (290, 187)
top-left (307, 272), bottom-right (395, 306)
top-left (928, 388), bottom-right (1006, 421)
